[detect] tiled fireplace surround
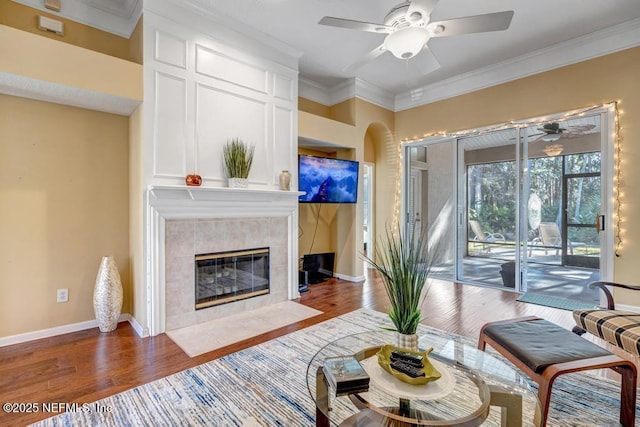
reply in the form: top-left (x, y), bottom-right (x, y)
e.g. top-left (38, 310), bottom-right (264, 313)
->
top-left (165, 217), bottom-right (289, 330)
top-left (147, 186), bottom-right (300, 335)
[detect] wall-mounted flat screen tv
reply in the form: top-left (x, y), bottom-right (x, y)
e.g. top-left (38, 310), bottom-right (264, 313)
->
top-left (298, 155), bottom-right (359, 204)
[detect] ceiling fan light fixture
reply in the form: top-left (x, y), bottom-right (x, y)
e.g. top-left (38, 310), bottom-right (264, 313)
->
top-left (542, 133), bottom-right (562, 142)
top-left (384, 27), bottom-right (430, 59)
top-left (543, 144), bottom-right (563, 157)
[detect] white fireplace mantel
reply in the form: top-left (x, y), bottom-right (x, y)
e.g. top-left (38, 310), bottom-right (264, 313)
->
top-left (148, 185), bottom-right (304, 218)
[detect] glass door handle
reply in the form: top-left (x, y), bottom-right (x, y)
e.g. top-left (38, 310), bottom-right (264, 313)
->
top-left (596, 215), bottom-right (605, 232)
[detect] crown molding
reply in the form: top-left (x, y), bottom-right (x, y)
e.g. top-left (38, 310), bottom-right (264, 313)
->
top-left (298, 77), bottom-right (333, 106)
top-left (394, 17), bottom-right (640, 111)
top-left (11, 0), bottom-right (142, 38)
top-left (299, 78), bottom-right (394, 111)
top-left (353, 78), bottom-right (395, 111)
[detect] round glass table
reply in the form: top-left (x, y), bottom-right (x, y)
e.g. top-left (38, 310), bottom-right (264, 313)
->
top-left (306, 330), bottom-right (541, 426)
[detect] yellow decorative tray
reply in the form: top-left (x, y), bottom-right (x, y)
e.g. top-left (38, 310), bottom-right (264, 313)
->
top-left (376, 344), bottom-right (442, 385)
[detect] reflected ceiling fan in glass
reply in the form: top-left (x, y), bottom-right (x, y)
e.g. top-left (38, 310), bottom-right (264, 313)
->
top-left (543, 144), bottom-right (564, 157)
top-left (532, 121), bottom-right (596, 156)
top-left (318, 0), bottom-right (514, 72)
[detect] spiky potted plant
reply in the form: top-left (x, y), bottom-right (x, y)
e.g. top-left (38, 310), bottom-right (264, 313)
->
top-left (364, 224), bottom-right (431, 350)
top-left (223, 138), bottom-right (255, 188)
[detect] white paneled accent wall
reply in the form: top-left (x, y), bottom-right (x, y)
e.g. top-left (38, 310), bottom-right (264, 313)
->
top-left (143, 8), bottom-right (298, 189)
top-left (141, 1), bottom-right (300, 336)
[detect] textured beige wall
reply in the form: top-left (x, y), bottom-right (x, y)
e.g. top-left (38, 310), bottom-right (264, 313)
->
top-left (0, 95), bottom-right (130, 338)
top-left (298, 98), bottom-right (330, 119)
top-left (0, 0), bottom-right (141, 63)
top-left (0, 25), bottom-right (142, 102)
top-left (330, 98), bottom-right (356, 125)
top-left (355, 100), bottom-right (396, 270)
top-left (298, 97), bottom-right (356, 125)
top-left (396, 47), bottom-right (640, 304)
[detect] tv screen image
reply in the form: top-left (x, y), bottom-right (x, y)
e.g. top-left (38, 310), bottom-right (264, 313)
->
top-left (298, 155), bottom-right (359, 203)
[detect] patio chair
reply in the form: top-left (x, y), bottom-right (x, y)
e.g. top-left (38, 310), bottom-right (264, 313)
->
top-left (469, 220), bottom-right (505, 252)
top-left (529, 222), bottom-right (586, 256)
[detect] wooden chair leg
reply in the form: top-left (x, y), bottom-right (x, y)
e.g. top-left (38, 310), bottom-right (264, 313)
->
top-left (536, 380), bottom-right (554, 427)
top-left (615, 364), bottom-right (637, 427)
top-left (477, 335), bottom-right (487, 351)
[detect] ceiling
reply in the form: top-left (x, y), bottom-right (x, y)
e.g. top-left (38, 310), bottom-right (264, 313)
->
top-left (186, 0), bottom-right (640, 97)
top-left (14, 0), bottom-right (640, 107)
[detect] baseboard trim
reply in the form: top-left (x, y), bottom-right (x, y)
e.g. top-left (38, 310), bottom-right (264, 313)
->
top-left (128, 315), bottom-right (149, 338)
top-left (335, 273), bottom-right (365, 282)
top-left (0, 313), bottom-right (132, 347)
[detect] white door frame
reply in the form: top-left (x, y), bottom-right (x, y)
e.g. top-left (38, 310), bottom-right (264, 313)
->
top-left (363, 162), bottom-right (375, 263)
top-left (400, 104), bottom-right (615, 301)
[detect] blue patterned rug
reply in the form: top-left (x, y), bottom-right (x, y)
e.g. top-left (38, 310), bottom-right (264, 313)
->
top-left (32, 308), bottom-right (636, 426)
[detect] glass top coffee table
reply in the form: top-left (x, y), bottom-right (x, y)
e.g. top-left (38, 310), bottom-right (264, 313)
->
top-left (306, 330), bottom-right (541, 426)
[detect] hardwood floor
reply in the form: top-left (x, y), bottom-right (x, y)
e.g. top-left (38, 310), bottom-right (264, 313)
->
top-left (0, 268), bottom-right (619, 426)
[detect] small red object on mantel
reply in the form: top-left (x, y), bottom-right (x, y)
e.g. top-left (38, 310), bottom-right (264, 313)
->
top-left (186, 174), bottom-right (202, 186)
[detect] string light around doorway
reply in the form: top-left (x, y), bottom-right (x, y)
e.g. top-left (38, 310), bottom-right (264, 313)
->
top-left (394, 102), bottom-right (622, 257)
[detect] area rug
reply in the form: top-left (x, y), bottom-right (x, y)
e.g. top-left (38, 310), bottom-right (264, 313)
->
top-left (166, 300), bottom-right (323, 357)
top-left (32, 308), bottom-right (638, 426)
top-left (517, 292), bottom-right (599, 311)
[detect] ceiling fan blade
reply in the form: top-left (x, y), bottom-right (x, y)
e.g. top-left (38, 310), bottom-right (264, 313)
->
top-left (406, 0), bottom-right (440, 22)
top-left (343, 44), bottom-right (387, 72)
top-left (566, 124), bottom-right (596, 132)
top-left (415, 44), bottom-right (440, 75)
top-left (429, 10), bottom-right (514, 37)
top-left (318, 16), bottom-right (393, 34)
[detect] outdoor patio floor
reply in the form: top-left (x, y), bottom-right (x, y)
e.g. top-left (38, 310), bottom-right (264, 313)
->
top-left (431, 247), bottom-right (601, 306)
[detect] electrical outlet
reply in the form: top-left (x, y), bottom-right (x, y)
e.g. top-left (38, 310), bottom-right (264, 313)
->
top-left (56, 288), bottom-right (69, 303)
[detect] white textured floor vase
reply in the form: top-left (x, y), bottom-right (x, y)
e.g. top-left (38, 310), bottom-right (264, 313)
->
top-left (93, 256), bottom-right (123, 333)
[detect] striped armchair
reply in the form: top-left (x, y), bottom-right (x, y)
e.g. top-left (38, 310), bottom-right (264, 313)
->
top-left (573, 281), bottom-right (640, 357)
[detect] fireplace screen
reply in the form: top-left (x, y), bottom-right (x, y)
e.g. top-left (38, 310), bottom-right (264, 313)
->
top-left (195, 247), bottom-right (269, 310)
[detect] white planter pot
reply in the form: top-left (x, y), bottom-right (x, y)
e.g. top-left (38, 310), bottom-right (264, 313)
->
top-left (395, 332), bottom-right (419, 351)
top-left (228, 177), bottom-right (248, 188)
top-left (93, 256), bottom-right (123, 333)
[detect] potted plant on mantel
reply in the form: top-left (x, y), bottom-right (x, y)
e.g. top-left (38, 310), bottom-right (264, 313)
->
top-left (364, 224), bottom-right (432, 350)
top-left (223, 138), bottom-right (255, 188)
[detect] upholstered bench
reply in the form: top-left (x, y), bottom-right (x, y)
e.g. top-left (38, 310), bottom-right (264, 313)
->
top-left (478, 316), bottom-right (637, 427)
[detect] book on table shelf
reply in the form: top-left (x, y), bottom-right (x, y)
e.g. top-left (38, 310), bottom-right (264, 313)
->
top-left (322, 355), bottom-right (370, 396)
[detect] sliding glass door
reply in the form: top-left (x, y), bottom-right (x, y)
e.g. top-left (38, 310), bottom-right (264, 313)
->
top-left (523, 116), bottom-right (603, 304)
top-left (458, 129), bottom-right (517, 287)
top-left (403, 107), bottom-right (613, 306)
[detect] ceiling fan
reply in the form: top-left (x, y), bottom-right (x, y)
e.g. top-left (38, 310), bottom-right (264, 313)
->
top-left (318, 0), bottom-right (514, 72)
top-left (532, 122), bottom-right (597, 143)
top-left (529, 122), bottom-right (597, 156)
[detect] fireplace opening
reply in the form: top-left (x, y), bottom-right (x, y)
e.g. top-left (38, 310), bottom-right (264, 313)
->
top-left (195, 247), bottom-right (269, 310)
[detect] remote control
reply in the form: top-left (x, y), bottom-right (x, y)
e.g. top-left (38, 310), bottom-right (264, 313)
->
top-left (391, 350), bottom-right (423, 367)
top-left (390, 359), bottom-right (425, 378)
top-left (390, 354), bottom-right (422, 368)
